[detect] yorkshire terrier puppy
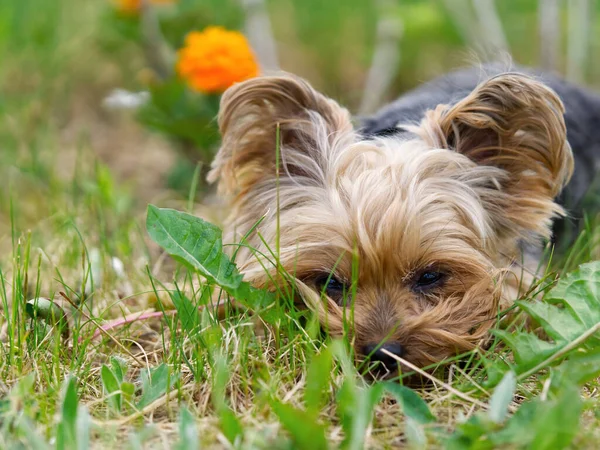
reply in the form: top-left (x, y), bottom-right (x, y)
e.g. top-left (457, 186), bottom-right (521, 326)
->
top-left (208, 64), bottom-right (600, 376)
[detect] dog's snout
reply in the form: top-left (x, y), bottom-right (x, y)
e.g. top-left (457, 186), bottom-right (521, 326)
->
top-left (363, 342), bottom-right (404, 371)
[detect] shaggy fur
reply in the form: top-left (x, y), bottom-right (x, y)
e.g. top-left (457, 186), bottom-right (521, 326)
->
top-left (208, 66), bottom-right (584, 375)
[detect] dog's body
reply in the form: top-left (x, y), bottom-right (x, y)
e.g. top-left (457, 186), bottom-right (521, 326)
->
top-left (209, 64), bottom-right (599, 375)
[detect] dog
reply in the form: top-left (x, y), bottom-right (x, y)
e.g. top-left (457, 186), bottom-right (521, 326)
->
top-left (207, 64), bottom-right (600, 377)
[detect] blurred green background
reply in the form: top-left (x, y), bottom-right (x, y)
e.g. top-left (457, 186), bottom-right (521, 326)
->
top-left (1, 0), bottom-right (599, 226)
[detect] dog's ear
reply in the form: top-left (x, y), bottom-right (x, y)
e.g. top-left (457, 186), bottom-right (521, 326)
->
top-left (208, 74), bottom-right (353, 195)
top-left (419, 73), bottom-right (574, 241)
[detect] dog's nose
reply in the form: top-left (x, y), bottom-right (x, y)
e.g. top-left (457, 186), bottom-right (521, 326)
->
top-left (363, 342), bottom-right (404, 372)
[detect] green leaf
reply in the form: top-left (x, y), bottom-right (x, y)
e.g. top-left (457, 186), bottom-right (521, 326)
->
top-left (491, 330), bottom-right (557, 373)
top-left (492, 383), bottom-right (582, 449)
top-left (490, 400), bottom-right (540, 447)
top-left (219, 408), bottom-right (244, 445)
top-left (481, 356), bottom-right (512, 389)
top-left (493, 261), bottom-right (600, 378)
top-left (448, 372), bottom-right (585, 449)
top-left (121, 381), bottom-right (135, 409)
top-left (341, 383), bottom-right (384, 450)
top-left (336, 378), bottom-right (356, 441)
top-left (384, 383), bottom-right (434, 449)
top-left (331, 340), bottom-right (364, 448)
top-left (146, 206), bottom-right (276, 322)
top-left (304, 348), bottom-right (333, 418)
top-left (211, 355), bottom-right (243, 444)
top-left (176, 407), bottom-right (199, 450)
top-left (383, 383), bottom-right (436, 425)
top-left (526, 383), bottom-right (582, 450)
top-left (137, 364), bottom-right (178, 409)
top-left (487, 371), bottom-right (515, 424)
top-left (517, 301), bottom-right (584, 343)
top-left (56, 376), bottom-right (79, 450)
top-left (271, 400), bottom-right (329, 450)
top-left (545, 263), bottom-right (600, 329)
top-left (146, 206), bottom-right (241, 289)
top-left (551, 349), bottom-right (600, 388)
top-left (101, 365), bottom-right (122, 412)
top-left (61, 376), bottom-right (78, 435)
top-left (445, 414), bottom-right (486, 450)
top-left (110, 356), bottom-right (128, 384)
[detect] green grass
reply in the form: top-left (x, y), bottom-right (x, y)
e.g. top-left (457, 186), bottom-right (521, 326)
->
top-left (2, 0), bottom-right (600, 448)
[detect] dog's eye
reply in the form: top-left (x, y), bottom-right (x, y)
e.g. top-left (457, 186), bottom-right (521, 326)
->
top-left (315, 274), bottom-right (349, 306)
top-left (414, 270), bottom-right (445, 289)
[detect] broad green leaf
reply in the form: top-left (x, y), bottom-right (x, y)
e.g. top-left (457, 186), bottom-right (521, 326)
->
top-left (445, 414), bottom-right (492, 450)
top-left (271, 400), bottom-right (329, 450)
top-left (527, 383), bottom-right (582, 450)
top-left (487, 371), bottom-right (515, 424)
top-left (146, 205), bottom-right (242, 290)
top-left (56, 376), bottom-right (79, 450)
top-left (305, 348), bottom-right (333, 417)
top-left (110, 356), bottom-right (128, 384)
top-left (331, 340), bottom-right (363, 448)
top-left (551, 349), bottom-right (600, 388)
top-left (101, 365), bottom-right (122, 412)
top-left (494, 261), bottom-right (600, 378)
top-left (481, 356), bottom-right (512, 388)
top-left (492, 330), bottom-right (558, 374)
top-left (211, 355), bottom-right (230, 411)
top-left (176, 407), bottom-right (199, 450)
top-left (61, 376), bottom-right (79, 435)
top-left (122, 381), bottom-right (135, 408)
top-left (545, 263), bottom-right (600, 328)
top-left (211, 355), bottom-right (243, 444)
top-left (336, 378), bottom-right (357, 442)
top-left (342, 383), bottom-right (384, 450)
top-left (491, 400), bottom-right (540, 447)
top-left (219, 408), bottom-right (244, 445)
top-left (137, 364), bottom-right (178, 409)
top-left (450, 374), bottom-right (585, 449)
top-left (146, 206), bottom-right (276, 322)
top-left (383, 383), bottom-right (436, 425)
top-left (517, 301), bottom-right (584, 343)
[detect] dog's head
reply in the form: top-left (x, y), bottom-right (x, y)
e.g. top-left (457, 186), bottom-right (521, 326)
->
top-left (209, 72), bottom-right (573, 376)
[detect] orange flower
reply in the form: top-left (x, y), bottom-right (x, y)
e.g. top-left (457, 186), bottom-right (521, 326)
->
top-left (176, 26), bottom-right (259, 94)
top-left (114, 0), bottom-right (175, 15)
